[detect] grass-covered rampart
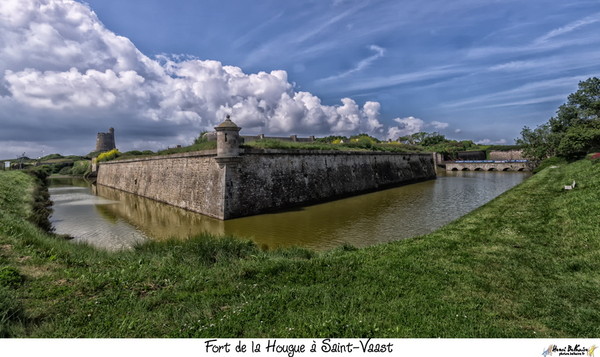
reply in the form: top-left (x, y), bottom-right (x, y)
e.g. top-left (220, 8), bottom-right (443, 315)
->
top-left (243, 138), bottom-right (420, 153)
top-left (0, 159), bottom-right (599, 337)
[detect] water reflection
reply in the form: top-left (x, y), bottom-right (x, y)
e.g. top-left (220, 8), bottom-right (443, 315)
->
top-left (49, 171), bottom-right (529, 251)
top-left (49, 178), bottom-right (148, 251)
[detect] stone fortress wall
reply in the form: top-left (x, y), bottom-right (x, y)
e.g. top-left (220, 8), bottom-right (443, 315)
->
top-left (97, 117), bottom-right (437, 220)
top-left (488, 150), bottom-right (524, 161)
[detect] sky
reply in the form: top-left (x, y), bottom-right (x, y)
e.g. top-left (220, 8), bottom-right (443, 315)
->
top-left (1, 0), bottom-right (599, 159)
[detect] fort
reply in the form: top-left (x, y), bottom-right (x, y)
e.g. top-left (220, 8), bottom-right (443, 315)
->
top-left (96, 117), bottom-right (437, 220)
top-left (95, 128), bottom-right (116, 152)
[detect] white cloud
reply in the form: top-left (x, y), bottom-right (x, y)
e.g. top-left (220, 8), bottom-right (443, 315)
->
top-left (430, 121), bottom-right (449, 129)
top-left (0, 0), bottom-right (393, 157)
top-left (386, 116), bottom-right (425, 140)
top-left (341, 65), bottom-right (466, 92)
top-left (317, 45), bottom-right (385, 83)
top-left (535, 13), bottom-right (600, 44)
top-left (386, 117), bottom-right (453, 140)
top-left (476, 138), bottom-right (507, 145)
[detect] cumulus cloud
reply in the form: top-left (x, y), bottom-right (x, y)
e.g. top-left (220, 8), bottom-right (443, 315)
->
top-left (0, 0), bottom-right (390, 157)
top-left (385, 117), bottom-right (452, 140)
top-left (386, 116), bottom-right (425, 140)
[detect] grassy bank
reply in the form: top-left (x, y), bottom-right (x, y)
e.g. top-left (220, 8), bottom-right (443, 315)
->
top-left (0, 159), bottom-right (599, 337)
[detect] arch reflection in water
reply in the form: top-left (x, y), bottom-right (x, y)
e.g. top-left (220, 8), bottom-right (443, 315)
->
top-left (50, 171), bottom-right (529, 251)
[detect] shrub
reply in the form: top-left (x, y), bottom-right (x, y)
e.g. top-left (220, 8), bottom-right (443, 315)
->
top-left (71, 160), bottom-right (91, 176)
top-left (58, 166), bottom-right (72, 175)
top-left (96, 149), bottom-right (120, 162)
top-left (26, 166), bottom-right (51, 181)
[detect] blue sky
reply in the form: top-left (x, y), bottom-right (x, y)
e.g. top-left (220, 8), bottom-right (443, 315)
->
top-left (83, 0), bottom-right (600, 139)
top-left (0, 0), bottom-right (599, 158)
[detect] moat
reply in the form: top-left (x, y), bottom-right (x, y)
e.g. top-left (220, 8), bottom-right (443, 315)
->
top-left (49, 170), bottom-right (530, 251)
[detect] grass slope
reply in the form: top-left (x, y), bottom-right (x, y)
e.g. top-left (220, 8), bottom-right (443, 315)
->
top-left (0, 159), bottom-right (599, 337)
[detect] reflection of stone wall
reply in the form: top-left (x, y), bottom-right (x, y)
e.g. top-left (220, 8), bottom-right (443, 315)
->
top-left (97, 149), bottom-right (436, 220)
top-left (488, 150), bottom-right (524, 160)
top-left (93, 184), bottom-right (224, 239)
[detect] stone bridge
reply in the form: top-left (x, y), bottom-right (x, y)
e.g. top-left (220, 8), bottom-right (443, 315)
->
top-left (445, 160), bottom-right (532, 172)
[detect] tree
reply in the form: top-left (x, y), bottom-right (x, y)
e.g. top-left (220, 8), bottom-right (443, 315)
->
top-left (397, 132), bottom-right (447, 146)
top-left (516, 124), bottom-right (561, 161)
top-left (556, 121), bottom-right (600, 160)
top-left (518, 77), bottom-right (600, 161)
top-left (420, 132), bottom-right (447, 146)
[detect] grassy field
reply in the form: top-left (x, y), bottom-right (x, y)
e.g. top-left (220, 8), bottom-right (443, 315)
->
top-left (0, 159), bottom-right (599, 337)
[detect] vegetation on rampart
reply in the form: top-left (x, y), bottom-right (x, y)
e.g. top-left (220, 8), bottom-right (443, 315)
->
top-left (1, 157), bottom-right (599, 337)
top-left (243, 137), bottom-right (420, 153)
top-left (96, 149), bottom-right (121, 163)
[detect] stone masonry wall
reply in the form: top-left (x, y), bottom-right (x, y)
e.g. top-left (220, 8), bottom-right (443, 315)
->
top-left (488, 150), bottom-right (524, 161)
top-left (97, 149), bottom-right (436, 220)
top-left (225, 149), bottom-right (436, 218)
top-left (96, 150), bottom-right (226, 219)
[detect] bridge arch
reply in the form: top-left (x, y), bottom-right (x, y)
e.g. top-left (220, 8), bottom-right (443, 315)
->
top-left (503, 168), bottom-right (510, 171)
top-left (488, 168), bottom-right (496, 171)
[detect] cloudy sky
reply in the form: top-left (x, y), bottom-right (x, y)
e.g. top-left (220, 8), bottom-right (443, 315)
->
top-left (1, 0), bottom-right (599, 158)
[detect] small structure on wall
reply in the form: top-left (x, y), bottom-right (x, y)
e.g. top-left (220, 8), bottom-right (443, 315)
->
top-left (96, 128), bottom-right (116, 152)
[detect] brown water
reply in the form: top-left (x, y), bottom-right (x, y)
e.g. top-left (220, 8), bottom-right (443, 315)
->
top-left (49, 170), bottom-right (529, 251)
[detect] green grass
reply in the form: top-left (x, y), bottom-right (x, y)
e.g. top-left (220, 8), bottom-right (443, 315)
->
top-left (0, 159), bottom-right (599, 337)
top-left (155, 141), bottom-right (217, 155)
top-left (244, 138), bottom-right (421, 153)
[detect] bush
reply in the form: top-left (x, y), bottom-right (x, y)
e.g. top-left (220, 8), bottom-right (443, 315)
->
top-left (96, 149), bottom-right (120, 162)
top-left (71, 160), bottom-right (91, 176)
top-left (26, 166), bottom-right (51, 181)
top-left (58, 166), bottom-right (72, 175)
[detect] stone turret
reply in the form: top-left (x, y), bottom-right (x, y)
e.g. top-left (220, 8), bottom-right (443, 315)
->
top-left (96, 127), bottom-right (116, 152)
top-left (215, 115), bottom-right (241, 158)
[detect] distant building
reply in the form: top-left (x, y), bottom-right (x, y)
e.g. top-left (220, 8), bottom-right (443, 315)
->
top-left (96, 128), bottom-right (116, 152)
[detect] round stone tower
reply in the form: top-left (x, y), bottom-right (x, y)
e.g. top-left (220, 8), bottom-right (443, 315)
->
top-left (214, 115), bottom-right (241, 158)
top-left (95, 127), bottom-right (116, 152)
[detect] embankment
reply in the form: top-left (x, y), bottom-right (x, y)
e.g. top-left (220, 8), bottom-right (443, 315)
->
top-left (1, 158), bottom-right (599, 337)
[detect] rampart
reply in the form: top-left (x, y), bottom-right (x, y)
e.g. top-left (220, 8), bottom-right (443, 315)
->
top-left (96, 118), bottom-right (436, 220)
top-left (97, 149), bottom-right (436, 219)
